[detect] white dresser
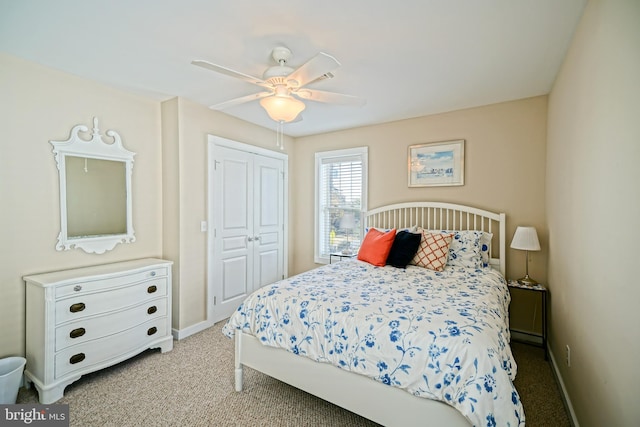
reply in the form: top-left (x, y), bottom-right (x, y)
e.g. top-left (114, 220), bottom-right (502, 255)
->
top-left (23, 258), bottom-right (173, 404)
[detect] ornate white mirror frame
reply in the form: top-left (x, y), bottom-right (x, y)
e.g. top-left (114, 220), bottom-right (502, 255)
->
top-left (51, 117), bottom-right (135, 254)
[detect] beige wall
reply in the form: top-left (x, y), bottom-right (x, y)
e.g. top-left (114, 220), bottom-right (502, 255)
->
top-left (0, 53), bottom-right (164, 356)
top-left (160, 97), bottom-right (295, 331)
top-left (547, 0), bottom-right (640, 425)
top-left (293, 96), bottom-right (549, 288)
top-left (0, 53), bottom-right (294, 355)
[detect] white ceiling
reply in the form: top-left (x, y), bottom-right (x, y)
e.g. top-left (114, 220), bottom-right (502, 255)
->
top-left (0, 0), bottom-right (586, 137)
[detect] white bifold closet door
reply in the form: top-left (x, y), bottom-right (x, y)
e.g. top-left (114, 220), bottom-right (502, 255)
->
top-left (211, 145), bottom-right (285, 322)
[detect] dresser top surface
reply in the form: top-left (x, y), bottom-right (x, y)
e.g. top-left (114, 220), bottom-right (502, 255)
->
top-left (23, 258), bottom-right (172, 286)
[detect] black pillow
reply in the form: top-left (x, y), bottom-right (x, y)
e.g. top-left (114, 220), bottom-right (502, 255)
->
top-left (386, 230), bottom-right (421, 268)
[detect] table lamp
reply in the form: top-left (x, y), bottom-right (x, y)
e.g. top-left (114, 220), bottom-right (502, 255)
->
top-left (340, 213), bottom-right (356, 255)
top-left (510, 226), bottom-right (541, 286)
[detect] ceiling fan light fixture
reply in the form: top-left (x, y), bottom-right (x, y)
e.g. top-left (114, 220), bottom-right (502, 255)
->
top-left (259, 94), bottom-right (305, 123)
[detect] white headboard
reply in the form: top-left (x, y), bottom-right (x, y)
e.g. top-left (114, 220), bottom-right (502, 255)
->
top-left (364, 202), bottom-right (506, 276)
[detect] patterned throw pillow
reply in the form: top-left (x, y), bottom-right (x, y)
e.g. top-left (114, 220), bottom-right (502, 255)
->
top-left (480, 232), bottom-right (493, 268)
top-left (447, 230), bottom-right (485, 269)
top-left (410, 231), bottom-right (454, 271)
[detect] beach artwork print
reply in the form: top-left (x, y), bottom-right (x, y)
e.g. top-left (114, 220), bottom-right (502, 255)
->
top-left (408, 140), bottom-right (465, 187)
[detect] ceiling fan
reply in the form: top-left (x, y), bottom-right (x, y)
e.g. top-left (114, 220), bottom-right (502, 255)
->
top-left (192, 46), bottom-right (365, 123)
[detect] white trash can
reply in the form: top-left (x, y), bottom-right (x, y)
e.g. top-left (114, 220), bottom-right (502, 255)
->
top-left (0, 357), bottom-right (26, 404)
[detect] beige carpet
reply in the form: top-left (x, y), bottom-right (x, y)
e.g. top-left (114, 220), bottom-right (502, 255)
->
top-left (17, 321), bottom-right (570, 426)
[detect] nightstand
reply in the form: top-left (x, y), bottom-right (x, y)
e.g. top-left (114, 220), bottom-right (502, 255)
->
top-left (507, 280), bottom-right (548, 360)
top-left (329, 253), bottom-right (356, 264)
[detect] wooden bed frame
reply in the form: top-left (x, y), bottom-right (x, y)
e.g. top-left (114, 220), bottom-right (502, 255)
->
top-left (233, 202), bottom-right (506, 426)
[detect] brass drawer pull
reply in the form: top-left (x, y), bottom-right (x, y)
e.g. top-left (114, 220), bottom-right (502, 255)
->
top-left (69, 328), bottom-right (86, 339)
top-left (147, 306), bottom-right (157, 315)
top-left (147, 285), bottom-right (157, 294)
top-left (69, 353), bottom-right (85, 364)
top-left (147, 327), bottom-right (157, 336)
top-left (69, 302), bottom-right (86, 313)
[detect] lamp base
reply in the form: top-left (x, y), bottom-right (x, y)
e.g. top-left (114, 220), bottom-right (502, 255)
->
top-left (517, 274), bottom-right (538, 286)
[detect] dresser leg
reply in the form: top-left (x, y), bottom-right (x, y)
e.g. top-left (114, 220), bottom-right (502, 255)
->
top-left (33, 376), bottom-right (79, 404)
top-left (154, 337), bottom-right (174, 353)
top-left (38, 386), bottom-right (65, 404)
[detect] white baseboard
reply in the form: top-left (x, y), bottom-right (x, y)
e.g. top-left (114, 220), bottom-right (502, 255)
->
top-left (172, 319), bottom-right (215, 341)
top-left (547, 346), bottom-right (580, 427)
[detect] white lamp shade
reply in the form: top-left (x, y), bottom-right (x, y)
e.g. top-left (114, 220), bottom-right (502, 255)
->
top-left (510, 226), bottom-right (541, 251)
top-left (340, 212), bottom-right (356, 230)
top-left (259, 95), bottom-right (305, 122)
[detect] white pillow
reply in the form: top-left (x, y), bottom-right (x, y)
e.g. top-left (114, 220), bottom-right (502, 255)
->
top-left (420, 228), bottom-right (488, 269)
top-left (447, 230), bottom-right (484, 269)
top-left (479, 232), bottom-right (493, 268)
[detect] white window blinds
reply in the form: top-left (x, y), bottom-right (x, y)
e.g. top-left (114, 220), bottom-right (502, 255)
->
top-left (314, 147), bottom-right (368, 263)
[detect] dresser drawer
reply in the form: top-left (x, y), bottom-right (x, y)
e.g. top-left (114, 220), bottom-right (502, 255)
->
top-left (55, 298), bottom-right (167, 351)
top-left (55, 278), bottom-right (167, 324)
top-left (54, 318), bottom-right (168, 380)
top-left (55, 267), bottom-right (168, 298)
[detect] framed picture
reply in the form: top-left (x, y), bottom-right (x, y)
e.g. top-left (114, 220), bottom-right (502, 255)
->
top-left (408, 140), bottom-right (465, 187)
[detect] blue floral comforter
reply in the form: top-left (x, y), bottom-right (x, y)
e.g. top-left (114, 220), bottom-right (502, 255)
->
top-left (223, 260), bottom-right (525, 426)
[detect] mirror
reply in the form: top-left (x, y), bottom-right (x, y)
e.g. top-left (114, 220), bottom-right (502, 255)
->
top-left (51, 118), bottom-right (135, 254)
top-left (65, 156), bottom-right (127, 237)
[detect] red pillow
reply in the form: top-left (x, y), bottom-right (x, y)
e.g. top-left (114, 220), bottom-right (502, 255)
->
top-left (357, 228), bottom-right (397, 266)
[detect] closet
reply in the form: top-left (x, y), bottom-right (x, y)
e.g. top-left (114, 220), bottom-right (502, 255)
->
top-left (208, 137), bottom-right (287, 322)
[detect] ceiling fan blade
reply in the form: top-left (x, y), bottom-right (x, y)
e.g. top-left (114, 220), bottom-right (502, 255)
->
top-left (209, 91), bottom-right (273, 110)
top-left (287, 52), bottom-right (341, 88)
top-left (294, 89), bottom-right (366, 106)
top-left (192, 60), bottom-right (272, 89)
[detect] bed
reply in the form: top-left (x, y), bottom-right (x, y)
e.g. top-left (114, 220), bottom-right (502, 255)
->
top-left (223, 202), bottom-right (524, 426)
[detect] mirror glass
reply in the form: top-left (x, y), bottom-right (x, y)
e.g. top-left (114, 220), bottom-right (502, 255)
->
top-left (65, 156), bottom-right (127, 238)
top-left (51, 118), bottom-right (135, 254)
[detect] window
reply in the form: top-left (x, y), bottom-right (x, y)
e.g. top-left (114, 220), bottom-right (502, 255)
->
top-left (314, 147), bottom-right (368, 263)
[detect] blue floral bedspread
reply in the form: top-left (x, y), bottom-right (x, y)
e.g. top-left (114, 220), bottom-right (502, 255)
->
top-left (223, 260), bottom-right (525, 426)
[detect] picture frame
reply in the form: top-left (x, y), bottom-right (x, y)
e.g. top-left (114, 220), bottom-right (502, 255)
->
top-left (408, 140), bottom-right (465, 187)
